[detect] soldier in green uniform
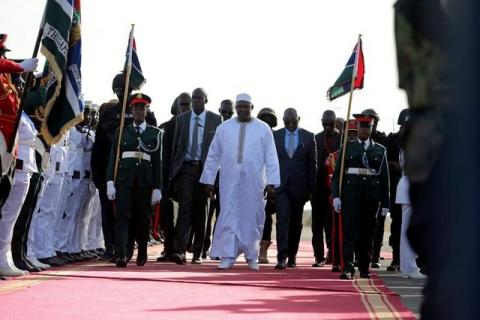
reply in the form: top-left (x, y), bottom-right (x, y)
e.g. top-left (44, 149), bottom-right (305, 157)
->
top-left (106, 93), bottom-right (163, 268)
top-left (331, 115), bottom-right (390, 280)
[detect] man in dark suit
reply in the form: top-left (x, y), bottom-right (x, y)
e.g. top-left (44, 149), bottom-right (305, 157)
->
top-left (311, 110), bottom-right (341, 268)
top-left (169, 88), bottom-right (222, 265)
top-left (274, 108), bottom-right (317, 269)
top-left (156, 93), bottom-right (192, 262)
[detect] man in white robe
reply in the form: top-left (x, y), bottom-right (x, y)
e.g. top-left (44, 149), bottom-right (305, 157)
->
top-left (200, 93), bottom-right (280, 271)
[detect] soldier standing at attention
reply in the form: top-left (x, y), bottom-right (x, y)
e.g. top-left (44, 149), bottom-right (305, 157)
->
top-left (91, 73), bottom-right (157, 262)
top-left (106, 94), bottom-right (162, 268)
top-left (332, 115), bottom-right (390, 280)
top-left (358, 108), bottom-right (387, 269)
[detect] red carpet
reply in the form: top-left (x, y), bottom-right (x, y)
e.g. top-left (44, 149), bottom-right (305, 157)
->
top-left (0, 242), bottom-right (415, 320)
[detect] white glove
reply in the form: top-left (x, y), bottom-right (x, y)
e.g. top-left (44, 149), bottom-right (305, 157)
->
top-left (89, 181), bottom-right (97, 194)
top-left (151, 189), bottom-right (162, 205)
top-left (381, 208), bottom-right (389, 216)
top-left (333, 197), bottom-right (341, 212)
top-left (107, 180), bottom-right (116, 200)
top-left (19, 58), bottom-right (38, 72)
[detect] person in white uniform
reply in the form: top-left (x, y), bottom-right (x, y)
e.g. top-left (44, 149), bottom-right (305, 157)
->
top-left (0, 113), bottom-right (37, 276)
top-left (396, 148), bottom-right (427, 279)
top-left (200, 93), bottom-right (280, 271)
top-left (29, 135), bottom-right (69, 266)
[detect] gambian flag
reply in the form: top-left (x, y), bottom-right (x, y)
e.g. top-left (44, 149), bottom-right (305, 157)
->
top-left (327, 38), bottom-right (365, 101)
top-left (124, 26), bottom-right (145, 91)
top-left (40, 0), bottom-right (84, 145)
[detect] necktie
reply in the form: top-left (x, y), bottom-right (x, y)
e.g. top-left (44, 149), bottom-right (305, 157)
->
top-left (287, 132), bottom-right (295, 158)
top-left (237, 122), bottom-right (247, 163)
top-left (191, 116), bottom-right (200, 160)
top-left (361, 141), bottom-right (366, 150)
top-left (135, 125), bottom-right (141, 134)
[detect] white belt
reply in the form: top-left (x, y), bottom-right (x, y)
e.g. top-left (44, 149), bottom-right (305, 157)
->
top-left (347, 168), bottom-right (377, 175)
top-left (122, 151), bottom-right (151, 161)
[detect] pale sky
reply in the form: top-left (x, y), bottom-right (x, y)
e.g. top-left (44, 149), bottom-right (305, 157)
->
top-left (1, 0), bottom-right (407, 133)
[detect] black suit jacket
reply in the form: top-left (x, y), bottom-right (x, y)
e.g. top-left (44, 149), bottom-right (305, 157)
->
top-left (170, 110), bottom-right (222, 180)
top-left (274, 128), bottom-right (317, 198)
top-left (159, 116), bottom-right (176, 192)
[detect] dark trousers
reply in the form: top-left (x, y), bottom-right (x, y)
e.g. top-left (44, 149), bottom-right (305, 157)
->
top-left (115, 184), bottom-right (150, 259)
top-left (275, 188), bottom-right (306, 261)
top-left (160, 197), bottom-right (175, 256)
top-left (389, 202), bottom-right (402, 264)
top-left (311, 190), bottom-right (333, 262)
top-left (372, 213), bottom-right (386, 262)
top-left (12, 173), bottom-right (42, 263)
top-left (342, 195), bottom-right (378, 273)
top-left (174, 163), bottom-right (206, 257)
top-left (203, 193), bottom-right (220, 255)
top-left (99, 187), bottom-right (115, 255)
top-left (262, 201), bottom-right (276, 241)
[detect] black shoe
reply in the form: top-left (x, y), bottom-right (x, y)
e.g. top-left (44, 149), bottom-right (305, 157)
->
top-left (340, 271), bottom-right (355, 280)
top-left (1, 276), bottom-right (6, 280)
top-left (201, 251), bottom-right (208, 260)
top-left (191, 256), bottom-right (203, 265)
top-left (331, 265), bottom-right (342, 272)
top-left (312, 260), bottom-right (325, 267)
top-left (287, 258), bottom-right (296, 268)
top-left (116, 257), bottom-right (127, 268)
top-left (156, 252), bottom-right (170, 262)
top-left (275, 260), bottom-right (287, 270)
top-left (14, 260), bottom-right (41, 273)
top-left (371, 261), bottom-right (381, 269)
top-left (359, 271), bottom-right (371, 279)
top-left (70, 253), bottom-right (85, 262)
top-left (387, 262), bottom-right (400, 272)
top-left (38, 256), bottom-right (64, 267)
top-left (136, 252), bottom-right (148, 266)
top-left (57, 252), bottom-right (75, 263)
top-left (170, 253), bottom-right (187, 265)
top-left (100, 252), bottom-right (115, 261)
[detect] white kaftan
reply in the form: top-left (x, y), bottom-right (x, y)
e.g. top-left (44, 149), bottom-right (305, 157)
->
top-left (200, 117), bottom-right (280, 261)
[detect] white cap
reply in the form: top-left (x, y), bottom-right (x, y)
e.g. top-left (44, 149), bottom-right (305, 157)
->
top-left (235, 93), bottom-right (252, 103)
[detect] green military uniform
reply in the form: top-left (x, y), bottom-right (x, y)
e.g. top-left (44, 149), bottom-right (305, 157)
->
top-left (332, 127), bottom-right (389, 277)
top-left (106, 118), bottom-right (163, 263)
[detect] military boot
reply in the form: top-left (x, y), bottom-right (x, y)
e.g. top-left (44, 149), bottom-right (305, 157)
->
top-left (258, 240), bottom-right (272, 264)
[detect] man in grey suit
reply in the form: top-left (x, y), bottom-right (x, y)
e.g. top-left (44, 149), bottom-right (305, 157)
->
top-left (170, 88), bottom-right (222, 265)
top-left (273, 108), bottom-right (317, 269)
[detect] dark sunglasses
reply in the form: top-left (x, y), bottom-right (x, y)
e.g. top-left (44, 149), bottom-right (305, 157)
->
top-left (221, 111), bottom-right (234, 115)
top-left (179, 103), bottom-right (191, 107)
top-left (322, 122), bottom-right (335, 127)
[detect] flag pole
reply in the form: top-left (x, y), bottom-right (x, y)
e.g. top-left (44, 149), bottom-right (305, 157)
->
top-left (7, 27), bottom-right (44, 152)
top-left (338, 34), bottom-right (362, 197)
top-left (113, 24), bottom-right (135, 182)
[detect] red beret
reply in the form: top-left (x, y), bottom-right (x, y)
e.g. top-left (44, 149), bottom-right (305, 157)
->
top-left (129, 93), bottom-right (151, 107)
